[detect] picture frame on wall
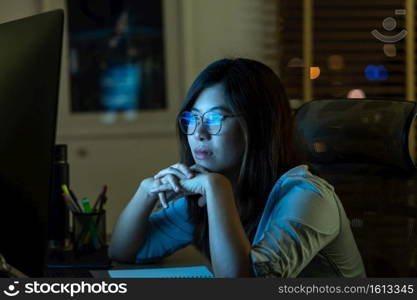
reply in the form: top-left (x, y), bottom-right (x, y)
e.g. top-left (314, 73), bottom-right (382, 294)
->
top-left (41, 0), bottom-right (184, 137)
top-left (67, 0), bottom-right (166, 114)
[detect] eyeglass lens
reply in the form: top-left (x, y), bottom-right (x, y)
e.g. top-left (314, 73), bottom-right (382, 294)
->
top-left (179, 111), bottom-right (222, 135)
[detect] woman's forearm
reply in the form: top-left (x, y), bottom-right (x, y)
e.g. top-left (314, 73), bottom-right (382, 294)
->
top-left (108, 179), bottom-right (157, 262)
top-left (204, 174), bottom-right (253, 277)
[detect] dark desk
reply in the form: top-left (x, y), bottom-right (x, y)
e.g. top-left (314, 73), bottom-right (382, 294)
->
top-left (90, 245), bottom-right (211, 278)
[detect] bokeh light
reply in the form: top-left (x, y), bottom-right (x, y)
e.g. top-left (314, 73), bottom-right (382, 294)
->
top-left (310, 66), bottom-right (320, 80)
top-left (383, 44), bottom-right (396, 57)
top-left (288, 57), bottom-right (303, 68)
top-left (327, 55), bottom-right (345, 70)
top-left (364, 65), bottom-right (388, 81)
top-left (347, 89), bottom-right (366, 99)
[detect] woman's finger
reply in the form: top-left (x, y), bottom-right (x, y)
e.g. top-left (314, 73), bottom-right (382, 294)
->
top-left (161, 174), bottom-right (182, 193)
top-left (154, 166), bottom-right (185, 180)
top-left (150, 183), bottom-right (175, 193)
top-left (153, 179), bottom-right (168, 208)
top-left (172, 163), bottom-right (194, 178)
top-left (150, 183), bottom-right (200, 196)
top-left (165, 189), bottom-right (196, 202)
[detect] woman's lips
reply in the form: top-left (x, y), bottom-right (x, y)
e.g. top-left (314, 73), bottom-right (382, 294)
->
top-left (194, 149), bottom-right (213, 160)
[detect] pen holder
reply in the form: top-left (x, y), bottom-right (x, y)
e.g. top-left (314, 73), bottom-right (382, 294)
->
top-left (72, 210), bottom-right (106, 253)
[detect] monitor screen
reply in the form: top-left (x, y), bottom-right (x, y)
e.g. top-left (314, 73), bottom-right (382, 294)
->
top-left (0, 9), bottom-right (63, 277)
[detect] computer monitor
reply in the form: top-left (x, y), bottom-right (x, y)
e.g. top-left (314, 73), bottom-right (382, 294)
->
top-left (0, 10), bottom-right (63, 277)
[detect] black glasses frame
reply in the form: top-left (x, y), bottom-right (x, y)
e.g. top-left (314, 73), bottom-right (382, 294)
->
top-left (178, 111), bottom-right (239, 135)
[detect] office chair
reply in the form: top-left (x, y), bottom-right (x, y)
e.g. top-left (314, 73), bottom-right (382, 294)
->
top-left (293, 99), bottom-right (417, 277)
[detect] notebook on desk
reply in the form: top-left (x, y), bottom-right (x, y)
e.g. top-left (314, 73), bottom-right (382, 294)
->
top-left (108, 266), bottom-right (214, 278)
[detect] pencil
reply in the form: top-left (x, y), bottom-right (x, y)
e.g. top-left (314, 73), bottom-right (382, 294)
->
top-left (62, 184), bottom-right (80, 212)
top-left (154, 179), bottom-right (168, 208)
top-left (62, 193), bottom-right (78, 213)
top-left (93, 185), bottom-right (107, 212)
top-left (69, 188), bottom-right (82, 212)
top-left (158, 192), bottom-right (168, 209)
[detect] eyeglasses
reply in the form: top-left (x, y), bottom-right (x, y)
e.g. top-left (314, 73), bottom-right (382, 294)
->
top-left (178, 111), bottom-right (239, 135)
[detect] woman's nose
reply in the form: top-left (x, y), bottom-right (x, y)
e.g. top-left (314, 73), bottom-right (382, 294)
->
top-left (194, 121), bottom-right (210, 140)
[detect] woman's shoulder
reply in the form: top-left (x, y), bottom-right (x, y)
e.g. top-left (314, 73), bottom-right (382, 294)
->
top-left (275, 164), bottom-right (335, 199)
top-left (252, 164), bottom-right (341, 245)
top-left (267, 164), bottom-right (340, 232)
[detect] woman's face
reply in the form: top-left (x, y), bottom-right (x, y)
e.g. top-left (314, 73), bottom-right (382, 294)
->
top-left (187, 83), bottom-right (245, 176)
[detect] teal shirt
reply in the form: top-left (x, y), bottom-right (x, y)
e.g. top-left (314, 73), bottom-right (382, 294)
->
top-left (136, 165), bottom-right (366, 278)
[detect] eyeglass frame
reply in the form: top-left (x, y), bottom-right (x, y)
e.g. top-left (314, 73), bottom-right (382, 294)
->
top-left (178, 110), bottom-right (241, 135)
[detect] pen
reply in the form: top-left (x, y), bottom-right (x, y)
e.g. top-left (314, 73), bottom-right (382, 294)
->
top-left (93, 185), bottom-right (107, 212)
top-left (93, 185), bottom-right (107, 249)
top-left (62, 193), bottom-right (78, 213)
top-left (158, 192), bottom-right (168, 209)
top-left (61, 184), bottom-right (70, 196)
top-left (61, 184), bottom-right (80, 212)
top-left (69, 188), bottom-right (82, 212)
top-left (81, 197), bottom-right (92, 214)
top-left (97, 191), bottom-right (107, 214)
top-left (154, 179), bottom-right (168, 209)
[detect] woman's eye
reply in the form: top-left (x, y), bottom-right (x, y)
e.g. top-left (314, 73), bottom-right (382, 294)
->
top-left (187, 117), bottom-right (197, 125)
top-left (206, 113), bottom-right (222, 123)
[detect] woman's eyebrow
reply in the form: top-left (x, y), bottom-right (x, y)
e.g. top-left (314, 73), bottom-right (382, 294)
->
top-left (191, 106), bottom-right (231, 113)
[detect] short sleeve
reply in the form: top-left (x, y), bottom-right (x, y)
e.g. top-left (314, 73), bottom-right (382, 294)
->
top-left (250, 177), bottom-right (340, 277)
top-left (136, 197), bottom-right (194, 263)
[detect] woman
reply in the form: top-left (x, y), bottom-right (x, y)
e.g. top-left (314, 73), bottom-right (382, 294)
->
top-left (109, 58), bottom-right (366, 277)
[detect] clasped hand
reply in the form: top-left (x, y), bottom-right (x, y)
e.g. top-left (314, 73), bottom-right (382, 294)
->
top-left (148, 163), bottom-right (212, 207)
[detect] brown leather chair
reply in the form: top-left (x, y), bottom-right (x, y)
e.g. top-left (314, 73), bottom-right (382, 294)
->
top-left (293, 99), bottom-right (417, 277)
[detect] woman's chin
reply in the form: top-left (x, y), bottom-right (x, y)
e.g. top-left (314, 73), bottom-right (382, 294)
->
top-left (193, 157), bottom-right (231, 174)
top-left (197, 162), bottom-right (214, 172)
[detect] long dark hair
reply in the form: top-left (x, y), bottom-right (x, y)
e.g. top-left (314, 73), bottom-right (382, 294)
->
top-left (177, 58), bottom-right (302, 259)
